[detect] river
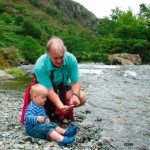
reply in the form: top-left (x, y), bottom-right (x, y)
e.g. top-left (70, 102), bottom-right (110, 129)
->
top-left (0, 63), bottom-right (150, 149)
top-left (78, 63), bottom-right (150, 149)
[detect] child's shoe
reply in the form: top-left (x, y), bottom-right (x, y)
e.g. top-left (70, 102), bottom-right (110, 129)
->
top-left (64, 125), bottom-right (77, 137)
top-left (58, 136), bottom-right (75, 146)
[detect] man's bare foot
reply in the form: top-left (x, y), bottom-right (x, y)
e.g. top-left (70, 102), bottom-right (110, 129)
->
top-left (59, 115), bottom-right (69, 124)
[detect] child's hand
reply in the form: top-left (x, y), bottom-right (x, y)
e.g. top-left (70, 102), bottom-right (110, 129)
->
top-left (37, 116), bottom-right (45, 122)
top-left (45, 119), bottom-right (50, 123)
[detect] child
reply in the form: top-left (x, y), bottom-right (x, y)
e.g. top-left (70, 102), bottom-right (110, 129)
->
top-left (24, 83), bottom-right (77, 146)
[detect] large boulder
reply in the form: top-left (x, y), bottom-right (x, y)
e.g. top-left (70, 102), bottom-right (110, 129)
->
top-left (0, 70), bottom-right (14, 80)
top-left (108, 53), bottom-right (141, 65)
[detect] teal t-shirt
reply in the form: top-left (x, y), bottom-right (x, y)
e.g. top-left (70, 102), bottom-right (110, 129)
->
top-left (34, 52), bottom-right (79, 89)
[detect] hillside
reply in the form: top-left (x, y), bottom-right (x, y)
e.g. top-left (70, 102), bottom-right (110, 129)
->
top-left (0, 0), bottom-right (98, 47)
top-left (0, 0), bottom-right (149, 66)
top-left (51, 0), bottom-right (98, 30)
top-left (0, 0), bottom-right (102, 66)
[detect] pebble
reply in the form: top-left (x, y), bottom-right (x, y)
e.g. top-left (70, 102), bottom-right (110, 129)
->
top-left (0, 90), bottom-right (105, 150)
top-left (0, 89), bottom-right (149, 150)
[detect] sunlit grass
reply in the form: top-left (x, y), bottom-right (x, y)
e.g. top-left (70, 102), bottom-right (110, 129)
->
top-left (5, 68), bottom-right (26, 76)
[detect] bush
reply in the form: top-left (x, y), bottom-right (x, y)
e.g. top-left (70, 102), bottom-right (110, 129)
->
top-left (0, 3), bottom-right (4, 13)
top-left (15, 15), bottom-right (24, 25)
top-left (19, 36), bottom-right (41, 63)
top-left (2, 13), bottom-right (12, 23)
top-left (0, 25), bottom-right (4, 38)
top-left (21, 20), bottom-right (41, 39)
top-left (0, 47), bottom-right (20, 67)
top-left (28, 0), bottom-right (40, 7)
top-left (40, 29), bottom-right (48, 45)
top-left (0, 56), bottom-right (9, 67)
top-left (90, 53), bottom-right (108, 62)
top-left (45, 6), bottom-right (58, 17)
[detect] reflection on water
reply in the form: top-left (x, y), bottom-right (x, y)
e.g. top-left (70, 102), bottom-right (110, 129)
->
top-left (0, 75), bottom-right (33, 92)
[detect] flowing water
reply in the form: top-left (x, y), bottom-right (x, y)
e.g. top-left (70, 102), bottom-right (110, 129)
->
top-left (79, 63), bottom-right (150, 149)
top-left (0, 63), bottom-right (150, 149)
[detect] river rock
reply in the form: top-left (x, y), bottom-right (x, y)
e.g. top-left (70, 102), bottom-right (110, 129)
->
top-left (108, 53), bottom-right (141, 65)
top-left (0, 70), bottom-right (14, 80)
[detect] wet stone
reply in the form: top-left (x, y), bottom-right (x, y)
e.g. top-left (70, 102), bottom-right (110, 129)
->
top-left (124, 142), bottom-right (134, 146)
top-left (85, 110), bottom-right (91, 114)
top-left (97, 139), bottom-right (103, 146)
top-left (95, 116), bottom-right (103, 121)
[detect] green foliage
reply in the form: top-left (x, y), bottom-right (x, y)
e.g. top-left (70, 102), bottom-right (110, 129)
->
top-left (0, 25), bottom-right (4, 39)
top-left (98, 37), bottom-right (148, 59)
top-left (90, 53), bottom-right (108, 62)
top-left (0, 3), bottom-right (4, 13)
top-left (132, 39), bottom-right (150, 62)
top-left (28, 0), bottom-right (40, 7)
top-left (15, 15), bottom-right (24, 25)
top-left (63, 36), bottom-right (90, 53)
top-left (19, 36), bottom-right (41, 63)
top-left (52, 0), bottom-right (61, 8)
top-left (98, 37), bottom-right (123, 54)
top-left (95, 5), bottom-right (150, 63)
top-left (21, 19), bottom-right (41, 39)
top-left (2, 13), bottom-right (12, 23)
top-left (96, 18), bottom-right (116, 36)
top-left (74, 51), bottom-right (108, 63)
top-left (0, 65), bottom-right (4, 70)
top-left (45, 6), bottom-right (58, 17)
top-left (114, 11), bottom-right (147, 39)
top-left (40, 29), bottom-right (48, 45)
top-left (15, 5), bottom-right (26, 14)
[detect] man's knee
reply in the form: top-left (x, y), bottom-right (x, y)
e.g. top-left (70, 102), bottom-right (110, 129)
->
top-left (79, 92), bottom-right (87, 106)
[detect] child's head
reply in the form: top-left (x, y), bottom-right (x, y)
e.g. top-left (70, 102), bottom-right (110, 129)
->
top-left (30, 84), bottom-right (48, 106)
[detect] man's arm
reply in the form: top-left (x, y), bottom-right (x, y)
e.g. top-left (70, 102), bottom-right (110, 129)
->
top-left (48, 88), bottom-right (64, 109)
top-left (48, 88), bottom-right (74, 112)
top-left (71, 82), bottom-right (80, 96)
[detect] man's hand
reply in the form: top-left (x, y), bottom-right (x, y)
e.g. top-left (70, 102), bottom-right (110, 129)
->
top-left (69, 95), bottom-right (80, 106)
top-left (37, 116), bottom-right (45, 122)
top-left (59, 105), bottom-right (74, 113)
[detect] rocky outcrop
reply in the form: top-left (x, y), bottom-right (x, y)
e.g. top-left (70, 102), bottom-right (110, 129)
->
top-left (108, 53), bottom-right (141, 65)
top-left (52, 0), bottom-right (98, 30)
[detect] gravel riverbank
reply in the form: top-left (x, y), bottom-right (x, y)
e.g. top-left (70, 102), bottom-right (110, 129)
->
top-left (0, 64), bottom-right (150, 150)
top-left (0, 90), bottom-right (107, 150)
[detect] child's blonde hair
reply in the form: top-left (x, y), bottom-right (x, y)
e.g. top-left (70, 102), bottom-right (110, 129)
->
top-left (30, 84), bottom-right (48, 100)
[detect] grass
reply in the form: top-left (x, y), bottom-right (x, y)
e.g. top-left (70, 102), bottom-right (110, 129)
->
top-left (4, 68), bottom-right (26, 76)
